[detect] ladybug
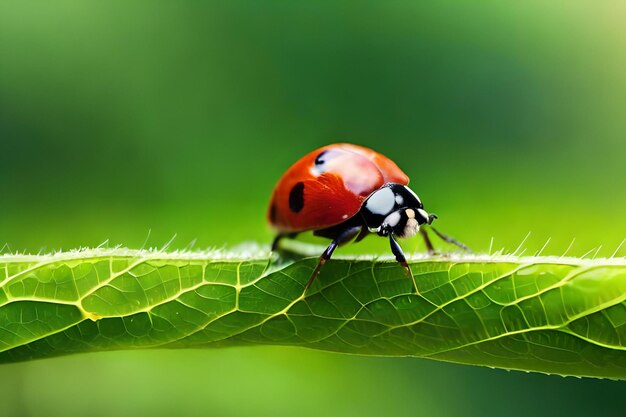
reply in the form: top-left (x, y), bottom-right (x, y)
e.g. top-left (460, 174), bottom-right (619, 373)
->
top-left (268, 143), bottom-right (468, 292)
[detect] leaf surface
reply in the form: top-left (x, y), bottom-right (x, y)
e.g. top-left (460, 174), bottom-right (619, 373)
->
top-left (1, 249), bottom-right (625, 379)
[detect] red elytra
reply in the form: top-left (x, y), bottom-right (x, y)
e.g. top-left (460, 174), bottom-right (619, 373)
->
top-left (268, 143), bottom-right (409, 233)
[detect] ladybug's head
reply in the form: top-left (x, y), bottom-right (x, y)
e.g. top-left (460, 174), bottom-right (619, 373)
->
top-left (362, 184), bottom-right (436, 238)
top-left (382, 207), bottom-right (435, 238)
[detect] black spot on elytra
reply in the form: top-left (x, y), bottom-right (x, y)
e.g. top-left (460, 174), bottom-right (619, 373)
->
top-left (314, 150), bottom-right (327, 165)
top-left (269, 203), bottom-right (277, 222)
top-left (289, 182), bottom-right (305, 213)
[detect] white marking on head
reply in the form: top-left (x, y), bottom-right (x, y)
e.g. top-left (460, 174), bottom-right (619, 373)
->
top-left (406, 209), bottom-right (415, 219)
top-left (383, 211), bottom-right (401, 228)
top-left (395, 194), bottom-right (404, 206)
top-left (417, 208), bottom-right (429, 222)
top-left (365, 187), bottom-right (395, 215)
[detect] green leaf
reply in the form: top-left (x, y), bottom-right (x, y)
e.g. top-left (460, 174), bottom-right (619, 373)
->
top-left (1, 248), bottom-right (625, 379)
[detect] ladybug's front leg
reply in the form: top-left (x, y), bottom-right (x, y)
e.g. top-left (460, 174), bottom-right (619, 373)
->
top-left (419, 228), bottom-right (436, 255)
top-left (389, 233), bottom-right (419, 294)
top-left (305, 226), bottom-right (362, 291)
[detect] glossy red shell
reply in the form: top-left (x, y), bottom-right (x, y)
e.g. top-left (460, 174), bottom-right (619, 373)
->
top-left (268, 143), bottom-right (409, 233)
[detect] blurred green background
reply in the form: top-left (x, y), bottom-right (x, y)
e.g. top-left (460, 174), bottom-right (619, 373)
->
top-left (1, 1), bottom-right (625, 416)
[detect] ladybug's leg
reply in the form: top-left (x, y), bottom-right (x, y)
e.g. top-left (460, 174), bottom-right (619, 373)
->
top-left (354, 226), bottom-right (371, 243)
top-left (430, 227), bottom-right (472, 252)
top-left (306, 226), bottom-right (362, 291)
top-left (271, 234), bottom-right (284, 252)
top-left (389, 233), bottom-right (419, 294)
top-left (419, 228), bottom-right (436, 255)
top-left (271, 232), bottom-right (299, 252)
